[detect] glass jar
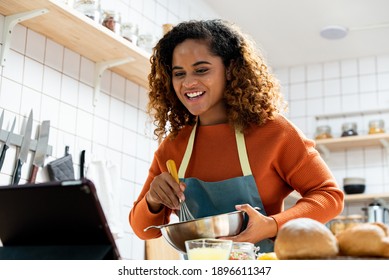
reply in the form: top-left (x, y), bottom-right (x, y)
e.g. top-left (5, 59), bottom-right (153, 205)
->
top-left (368, 119), bottom-right (385, 134)
top-left (101, 10), bottom-right (121, 34)
top-left (315, 125), bottom-right (333, 140)
top-left (329, 215), bottom-right (346, 235)
top-left (341, 122), bottom-right (358, 137)
top-left (229, 242), bottom-right (257, 260)
top-left (162, 23), bottom-right (174, 35)
top-left (345, 214), bottom-right (365, 229)
top-left (121, 22), bottom-right (139, 44)
top-left (137, 33), bottom-right (155, 53)
top-left (73, 0), bottom-right (101, 22)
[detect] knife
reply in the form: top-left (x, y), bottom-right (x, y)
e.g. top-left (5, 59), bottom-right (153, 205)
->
top-left (0, 110), bottom-right (4, 141)
top-left (0, 110), bottom-right (4, 132)
top-left (11, 110), bottom-right (33, 185)
top-left (0, 117), bottom-right (16, 171)
top-left (28, 120), bottom-right (50, 184)
top-left (80, 150), bottom-right (85, 179)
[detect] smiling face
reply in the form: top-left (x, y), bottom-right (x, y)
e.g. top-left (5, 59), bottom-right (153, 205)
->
top-left (172, 39), bottom-right (229, 126)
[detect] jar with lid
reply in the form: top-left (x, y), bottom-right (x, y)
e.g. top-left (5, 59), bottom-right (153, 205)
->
top-left (137, 33), bottom-right (156, 53)
top-left (341, 122), bottom-right (358, 137)
top-left (368, 119), bottom-right (385, 134)
top-left (101, 10), bottom-right (121, 35)
top-left (162, 23), bottom-right (174, 35)
top-left (73, 0), bottom-right (101, 22)
top-left (345, 214), bottom-right (365, 229)
top-left (121, 22), bottom-right (139, 44)
top-left (229, 242), bottom-right (257, 260)
top-left (315, 125), bottom-right (333, 140)
top-left (328, 215), bottom-right (346, 235)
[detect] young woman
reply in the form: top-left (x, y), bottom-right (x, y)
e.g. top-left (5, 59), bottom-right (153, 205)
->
top-left (129, 19), bottom-right (344, 253)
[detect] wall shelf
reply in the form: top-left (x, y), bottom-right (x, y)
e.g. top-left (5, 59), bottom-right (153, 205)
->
top-left (315, 108), bottom-right (389, 120)
top-left (0, 0), bottom-right (150, 88)
top-left (315, 133), bottom-right (389, 158)
top-left (285, 191), bottom-right (389, 205)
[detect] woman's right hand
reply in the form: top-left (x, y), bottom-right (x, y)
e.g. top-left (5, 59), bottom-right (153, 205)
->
top-left (146, 172), bottom-right (186, 212)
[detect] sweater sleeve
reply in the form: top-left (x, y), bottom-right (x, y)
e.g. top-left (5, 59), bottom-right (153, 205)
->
top-left (269, 119), bottom-right (344, 229)
top-left (128, 128), bottom-right (193, 240)
top-left (129, 156), bottom-right (173, 240)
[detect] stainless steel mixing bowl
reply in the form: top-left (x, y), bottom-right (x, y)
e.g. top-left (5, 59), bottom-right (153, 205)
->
top-left (144, 210), bottom-right (245, 253)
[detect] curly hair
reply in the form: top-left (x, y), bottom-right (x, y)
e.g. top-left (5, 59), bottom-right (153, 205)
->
top-left (148, 19), bottom-right (286, 140)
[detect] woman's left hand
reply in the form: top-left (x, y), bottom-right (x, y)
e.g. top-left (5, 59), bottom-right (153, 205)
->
top-left (221, 204), bottom-right (278, 244)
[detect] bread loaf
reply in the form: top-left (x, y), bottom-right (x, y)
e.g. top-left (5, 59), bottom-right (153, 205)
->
top-left (274, 218), bottom-right (339, 259)
top-left (336, 222), bottom-right (389, 257)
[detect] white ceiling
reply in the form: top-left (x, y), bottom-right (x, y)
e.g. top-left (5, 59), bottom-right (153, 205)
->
top-left (203, 0), bottom-right (389, 69)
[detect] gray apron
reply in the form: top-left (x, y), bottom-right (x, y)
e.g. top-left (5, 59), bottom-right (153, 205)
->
top-left (178, 124), bottom-right (274, 253)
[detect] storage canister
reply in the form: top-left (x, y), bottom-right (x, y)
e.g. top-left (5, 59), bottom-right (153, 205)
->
top-left (315, 125), bottom-right (333, 140)
top-left (229, 242), bottom-right (257, 260)
top-left (73, 0), bottom-right (101, 22)
top-left (368, 119), bottom-right (385, 134)
top-left (341, 122), bottom-right (358, 137)
top-left (328, 216), bottom-right (346, 235)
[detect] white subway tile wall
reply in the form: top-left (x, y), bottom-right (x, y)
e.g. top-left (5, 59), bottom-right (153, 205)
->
top-left (276, 54), bottom-right (389, 217)
top-left (0, 0), bottom-right (217, 260)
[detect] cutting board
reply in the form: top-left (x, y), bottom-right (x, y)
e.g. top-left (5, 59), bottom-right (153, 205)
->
top-left (145, 237), bottom-right (180, 260)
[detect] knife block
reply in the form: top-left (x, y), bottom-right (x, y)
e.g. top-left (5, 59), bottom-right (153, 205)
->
top-left (0, 127), bottom-right (52, 156)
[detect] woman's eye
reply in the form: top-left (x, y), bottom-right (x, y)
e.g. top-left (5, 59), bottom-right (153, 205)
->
top-left (173, 71), bottom-right (185, 77)
top-left (196, 68), bottom-right (208, 74)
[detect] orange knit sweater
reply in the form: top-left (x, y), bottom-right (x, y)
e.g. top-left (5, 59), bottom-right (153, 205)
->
top-left (129, 114), bottom-right (344, 240)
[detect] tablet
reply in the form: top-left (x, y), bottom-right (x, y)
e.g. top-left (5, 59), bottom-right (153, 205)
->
top-left (0, 179), bottom-right (121, 260)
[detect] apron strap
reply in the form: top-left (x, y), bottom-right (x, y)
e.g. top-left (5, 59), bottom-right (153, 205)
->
top-left (235, 130), bottom-right (252, 176)
top-left (178, 123), bottom-right (252, 177)
top-left (178, 123), bottom-right (197, 178)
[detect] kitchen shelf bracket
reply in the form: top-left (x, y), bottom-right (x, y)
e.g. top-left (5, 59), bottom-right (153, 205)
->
top-left (0, 8), bottom-right (49, 67)
top-left (93, 57), bottom-right (135, 106)
top-left (379, 139), bottom-right (389, 154)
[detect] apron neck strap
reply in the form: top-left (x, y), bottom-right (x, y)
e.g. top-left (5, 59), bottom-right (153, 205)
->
top-left (178, 123), bottom-right (252, 178)
top-left (235, 129), bottom-right (252, 176)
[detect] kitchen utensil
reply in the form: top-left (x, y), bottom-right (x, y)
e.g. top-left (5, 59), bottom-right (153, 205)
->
top-left (143, 210), bottom-right (245, 253)
top-left (362, 201), bottom-right (389, 223)
top-left (11, 110), bottom-right (33, 185)
top-left (80, 150), bottom-right (85, 179)
top-left (0, 117), bottom-right (16, 171)
top-left (0, 110), bottom-right (4, 132)
top-left (343, 177), bottom-right (365, 194)
top-left (166, 159), bottom-right (194, 222)
top-left (28, 120), bottom-right (50, 184)
top-left (185, 238), bottom-right (233, 260)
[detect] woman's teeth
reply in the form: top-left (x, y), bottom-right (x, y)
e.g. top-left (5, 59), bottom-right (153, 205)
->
top-left (186, 91), bottom-right (204, 99)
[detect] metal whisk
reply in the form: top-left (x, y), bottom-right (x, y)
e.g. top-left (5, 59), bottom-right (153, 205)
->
top-left (166, 159), bottom-right (195, 222)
